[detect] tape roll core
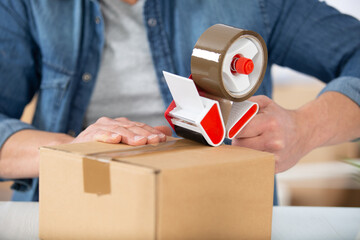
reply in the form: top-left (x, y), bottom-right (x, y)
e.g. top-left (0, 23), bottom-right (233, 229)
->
top-left (191, 24), bottom-right (268, 102)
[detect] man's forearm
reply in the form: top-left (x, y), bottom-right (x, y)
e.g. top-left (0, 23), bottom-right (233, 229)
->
top-left (0, 130), bottom-right (73, 179)
top-left (233, 91), bottom-right (360, 173)
top-left (297, 91), bottom-right (360, 152)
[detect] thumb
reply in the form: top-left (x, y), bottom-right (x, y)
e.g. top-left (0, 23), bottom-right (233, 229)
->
top-left (155, 125), bottom-right (173, 136)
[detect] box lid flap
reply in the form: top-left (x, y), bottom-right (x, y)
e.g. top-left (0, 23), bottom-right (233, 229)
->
top-left (43, 138), bottom-right (273, 170)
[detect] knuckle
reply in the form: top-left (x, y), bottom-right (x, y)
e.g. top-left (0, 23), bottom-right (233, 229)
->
top-left (107, 124), bottom-right (120, 131)
top-left (257, 95), bottom-right (271, 103)
top-left (266, 139), bottom-right (285, 151)
top-left (149, 127), bottom-right (161, 134)
top-left (88, 129), bottom-right (104, 139)
top-left (96, 116), bottom-right (110, 123)
top-left (263, 95), bottom-right (269, 99)
top-left (135, 121), bottom-right (146, 127)
top-left (117, 117), bottom-right (129, 121)
top-left (267, 118), bottom-right (280, 131)
top-left (259, 95), bottom-right (269, 101)
top-left (93, 129), bottom-right (105, 136)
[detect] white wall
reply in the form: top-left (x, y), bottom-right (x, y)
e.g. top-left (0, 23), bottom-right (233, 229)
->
top-left (324, 0), bottom-right (360, 20)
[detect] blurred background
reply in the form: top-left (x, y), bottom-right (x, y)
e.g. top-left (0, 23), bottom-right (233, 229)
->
top-left (273, 0), bottom-right (360, 207)
top-left (0, 0), bottom-right (359, 205)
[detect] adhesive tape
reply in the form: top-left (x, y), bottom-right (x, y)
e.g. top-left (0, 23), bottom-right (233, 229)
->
top-left (191, 24), bottom-right (268, 102)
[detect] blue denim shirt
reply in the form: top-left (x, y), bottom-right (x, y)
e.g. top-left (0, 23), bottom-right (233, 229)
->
top-left (0, 0), bottom-right (359, 202)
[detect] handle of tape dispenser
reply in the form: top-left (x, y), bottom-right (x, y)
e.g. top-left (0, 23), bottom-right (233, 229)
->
top-left (165, 99), bottom-right (258, 146)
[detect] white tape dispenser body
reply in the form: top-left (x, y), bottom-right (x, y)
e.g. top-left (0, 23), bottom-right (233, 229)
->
top-left (164, 24), bottom-right (268, 146)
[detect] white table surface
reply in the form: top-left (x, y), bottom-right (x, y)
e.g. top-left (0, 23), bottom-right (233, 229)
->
top-left (0, 202), bottom-right (359, 240)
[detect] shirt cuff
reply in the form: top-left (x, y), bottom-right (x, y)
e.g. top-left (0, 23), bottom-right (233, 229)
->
top-left (0, 116), bottom-right (35, 149)
top-left (319, 76), bottom-right (360, 142)
top-left (319, 76), bottom-right (360, 106)
top-left (0, 116), bottom-right (35, 189)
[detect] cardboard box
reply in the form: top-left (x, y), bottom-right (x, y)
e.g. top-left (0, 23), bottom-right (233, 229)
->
top-left (39, 139), bottom-right (274, 239)
top-left (277, 161), bottom-right (360, 207)
top-left (0, 181), bottom-right (13, 201)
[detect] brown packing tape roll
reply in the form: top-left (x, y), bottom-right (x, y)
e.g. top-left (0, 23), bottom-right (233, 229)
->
top-left (191, 24), bottom-right (268, 102)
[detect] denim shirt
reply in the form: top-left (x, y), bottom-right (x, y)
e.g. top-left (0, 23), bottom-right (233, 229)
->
top-left (0, 0), bottom-right (359, 202)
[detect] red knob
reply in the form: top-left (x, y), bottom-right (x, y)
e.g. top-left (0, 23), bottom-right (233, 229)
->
top-left (231, 54), bottom-right (254, 75)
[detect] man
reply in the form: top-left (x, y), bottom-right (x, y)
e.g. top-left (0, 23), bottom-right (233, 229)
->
top-left (0, 0), bottom-right (359, 202)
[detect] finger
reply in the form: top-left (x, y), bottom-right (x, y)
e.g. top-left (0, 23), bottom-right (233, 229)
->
top-left (93, 120), bottom-right (155, 145)
top-left (133, 123), bottom-right (167, 141)
top-left (235, 113), bottom-right (268, 138)
top-left (97, 117), bottom-right (136, 128)
top-left (248, 95), bottom-right (272, 110)
top-left (155, 126), bottom-right (173, 136)
top-left (93, 129), bottom-right (122, 143)
top-left (232, 136), bottom-right (266, 151)
top-left (92, 119), bottom-right (148, 144)
top-left (114, 118), bottom-right (166, 143)
top-left (126, 126), bottom-right (162, 144)
top-left (95, 125), bottom-right (146, 146)
top-left (113, 117), bottom-right (139, 128)
top-left (73, 129), bottom-right (122, 144)
top-left (109, 127), bottom-right (147, 146)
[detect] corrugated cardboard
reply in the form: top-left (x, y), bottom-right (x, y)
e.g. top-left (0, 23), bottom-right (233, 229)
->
top-left (39, 139), bottom-right (274, 239)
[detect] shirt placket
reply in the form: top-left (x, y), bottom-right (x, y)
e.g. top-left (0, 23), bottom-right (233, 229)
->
top-left (67, 1), bottom-right (104, 136)
top-left (144, 0), bottom-right (175, 107)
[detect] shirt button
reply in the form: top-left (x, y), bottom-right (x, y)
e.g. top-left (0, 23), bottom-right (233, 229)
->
top-left (95, 17), bottom-right (101, 24)
top-left (82, 73), bottom-right (92, 82)
top-left (147, 18), bottom-right (157, 27)
top-left (67, 130), bottom-right (76, 137)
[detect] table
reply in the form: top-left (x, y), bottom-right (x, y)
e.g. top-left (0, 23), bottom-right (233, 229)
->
top-left (272, 206), bottom-right (360, 240)
top-left (0, 202), bottom-right (359, 239)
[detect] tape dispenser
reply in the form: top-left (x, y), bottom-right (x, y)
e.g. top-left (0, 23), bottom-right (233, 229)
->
top-left (164, 24), bottom-right (268, 146)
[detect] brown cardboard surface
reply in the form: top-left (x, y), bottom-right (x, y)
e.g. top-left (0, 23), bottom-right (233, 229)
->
top-left (20, 94), bottom-right (37, 124)
top-left (111, 142), bottom-right (272, 170)
top-left (82, 157), bottom-right (111, 195)
top-left (40, 138), bottom-right (274, 239)
top-left (157, 158), bottom-right (274, 239)
top-left (40, 148), bottom-right (156, 240)
top-left (290, 187), bottom-right (360, 207)
top-left (0, 181), bottom-right (13, 201)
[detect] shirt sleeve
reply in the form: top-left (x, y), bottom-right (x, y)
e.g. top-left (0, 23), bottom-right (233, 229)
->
top-left (0, 0), bottom-right (39, 150)
top-left (0, 1), bottom-right (39, 191)
top-left (261, 0), bottom-right (360, 106)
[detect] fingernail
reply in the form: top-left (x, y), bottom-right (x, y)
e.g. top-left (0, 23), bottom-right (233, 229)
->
top-left (135, 122), bottom-right (145, 127)
top-left (147, 134), bottom-right (158, 140)
top-left (159, 133), bottom-right (165, 138)
top-left (134, 135), bottom-right (145, 142)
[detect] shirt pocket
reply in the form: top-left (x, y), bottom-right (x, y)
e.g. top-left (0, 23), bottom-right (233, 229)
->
top-left (39, 63), bottom-right (72, 108)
